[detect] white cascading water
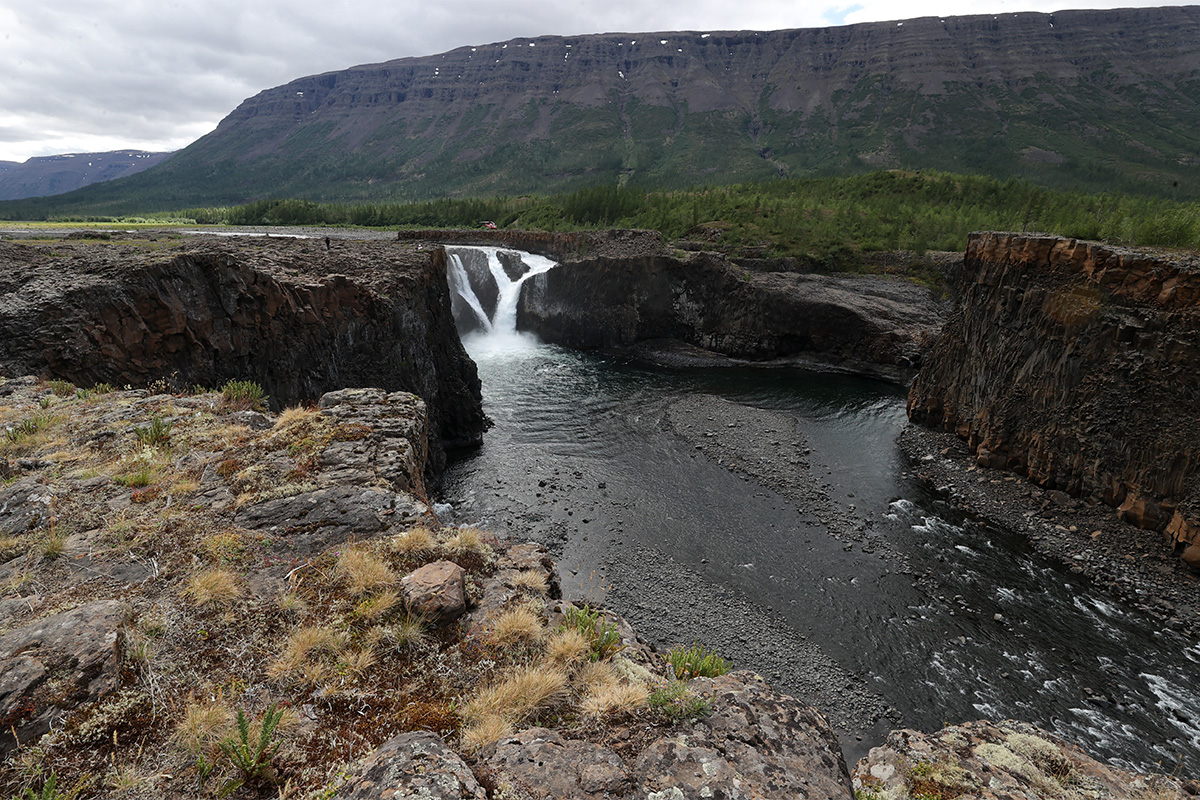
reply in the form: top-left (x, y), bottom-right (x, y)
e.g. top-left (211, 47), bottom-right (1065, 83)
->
top-left (446, 246), bottom-right (557, 355)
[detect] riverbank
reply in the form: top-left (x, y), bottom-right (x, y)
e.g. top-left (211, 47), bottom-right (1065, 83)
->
top-left (898, 423), bottom-right (1200, 639)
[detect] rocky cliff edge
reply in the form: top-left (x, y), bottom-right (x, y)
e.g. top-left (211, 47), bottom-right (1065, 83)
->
top-left (908, 232), bottom-right (1200, 570)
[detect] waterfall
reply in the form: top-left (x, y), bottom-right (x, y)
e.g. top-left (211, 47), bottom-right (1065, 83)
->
top-left (445, 246), bottom-right (557, 350)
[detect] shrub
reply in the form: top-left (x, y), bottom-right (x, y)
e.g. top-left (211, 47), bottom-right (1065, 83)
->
top-left (220, 380), bottom-right (269, 412)
top-left (666, 643), bottom-right (731, 680)
top-left (134, 415), bottom-right (172, 447)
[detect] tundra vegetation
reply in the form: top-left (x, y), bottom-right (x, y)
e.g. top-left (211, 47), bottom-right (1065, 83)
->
top-left (12, 171), bottom-right (1200, 268)
top-left (0, 377), bottom-right (722, 799)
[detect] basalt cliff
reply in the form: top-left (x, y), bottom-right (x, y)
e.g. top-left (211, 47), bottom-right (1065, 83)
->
top-left (908, 232), bottom-right (1200, 569)
top-left (404, 228), bottom-right (944, 379)
top-left (0, 235), bottom-right (485, 485)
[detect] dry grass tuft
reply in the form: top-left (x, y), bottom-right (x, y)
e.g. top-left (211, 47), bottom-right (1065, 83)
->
top-left (274, 405), bottom-right (319, 431)
top-left (580, 679), bottom-right (649, 718)
top-left (545, 629), bottom-right (590, 670)
top-left (509, 568), bottom-right (549, 594)
top-left (185, 567), bottom-right (241, 609)
top-left (460, 714), bottom-right (513, 755)
top-left (390, 526), bottom-right (436, 555)
top-left (337, 548), bottom-right (396, 597)
top-left (279, 591), bottom-right (309, 619)
top-left (174, 694), bottom-right (234, 756)
top-left (442, 526), bottom-right (491, 555)
top-left (353, 589), bottom-right (401, 623)
top-left (270, 625), bottom-right (349, 680)
top-left (463, 664), bottom-right (569, 725)
top-left (491, 605), bottom-right (545, 647)
top-left (340, 645), bottom-right (378, 677)
top-left (0, 533), bottom-right (27, 562)
top-left (382, 612), bottom-right (428, 652)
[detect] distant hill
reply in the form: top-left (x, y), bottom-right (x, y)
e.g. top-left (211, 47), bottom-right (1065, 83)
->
top-left (6, 6), bottom-right (1200, 216)
top-left (0, 151), bottom-right (172, 201)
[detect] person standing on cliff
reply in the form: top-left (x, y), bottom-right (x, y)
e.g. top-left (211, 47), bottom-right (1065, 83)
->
top-left (324, 236), bottom-right (331, 250)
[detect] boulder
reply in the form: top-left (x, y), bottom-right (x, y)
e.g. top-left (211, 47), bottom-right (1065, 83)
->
top-left (401, 560), bottom-right (467, 624)
top-left (0, 600), bottom-right (128, 758)
top-left (335, 730), bottom-right (487, 799)
top-left (486, 727), bottom-right (630, 799)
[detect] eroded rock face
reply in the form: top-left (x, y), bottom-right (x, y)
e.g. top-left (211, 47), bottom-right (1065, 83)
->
top-left (0, 600), bottom-right (128, 759)
top-left (518, 250), bottom-right (943, 379)
top-left (907, 233), bottom-right (1200, 562)
top-left (0, 237), bottom-right (485, 487)
top-left (852, 720), bottom-right (1196, 800)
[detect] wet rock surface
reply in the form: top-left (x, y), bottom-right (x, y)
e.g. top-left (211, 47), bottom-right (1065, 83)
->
top-left (898, 423), bottom-right (1200, 638)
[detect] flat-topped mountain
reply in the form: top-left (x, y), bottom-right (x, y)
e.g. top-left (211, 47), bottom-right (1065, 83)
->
top-left (10, 6), bottom-right (1200, 214)
top-left (0, 150), bottom-right (172, 201)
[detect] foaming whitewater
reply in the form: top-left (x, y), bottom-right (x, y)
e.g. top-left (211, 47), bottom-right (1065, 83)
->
top-left (445, 246), bottom-right (557, 357)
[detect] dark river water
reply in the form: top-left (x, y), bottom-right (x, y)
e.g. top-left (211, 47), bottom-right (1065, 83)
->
top-left (440, 249), bottom-right (1200, 775)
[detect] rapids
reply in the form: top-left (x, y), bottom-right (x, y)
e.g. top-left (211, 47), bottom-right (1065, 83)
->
top-left (441, 246), bottom-right (1200, 773)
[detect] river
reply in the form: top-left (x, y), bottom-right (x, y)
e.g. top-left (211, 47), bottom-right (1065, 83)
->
top-left (440, 246), bottom-right (1200, 774)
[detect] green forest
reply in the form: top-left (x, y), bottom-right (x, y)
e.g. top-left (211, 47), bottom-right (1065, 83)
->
top-left (33, 170), bottom-right (1200, 267)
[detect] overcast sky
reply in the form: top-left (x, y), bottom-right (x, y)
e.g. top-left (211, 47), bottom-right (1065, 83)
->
top-left (0, 0), bottom-right (1188, 163)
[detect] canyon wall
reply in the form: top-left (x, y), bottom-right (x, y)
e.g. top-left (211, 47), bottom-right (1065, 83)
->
top-left (908, 232), bottom-right (1200, 561)
top-left (516, 249), bottom-right (944, 378)
top-left (0, 237), bottom-right (485, 485)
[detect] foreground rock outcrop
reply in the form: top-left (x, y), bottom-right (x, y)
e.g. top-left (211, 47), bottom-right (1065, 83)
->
top-left (908, 232), bottom-right (1200, 567)
top-left (853, 720), bottom-right (1198, 800)
top-left (0, 235), bottom-right (485, 485)
top-left (0, 375), bottom-right (1193, 799)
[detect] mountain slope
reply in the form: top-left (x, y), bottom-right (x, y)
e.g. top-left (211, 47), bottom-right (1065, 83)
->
top-left (13, 6), bottom-right (1200, 213)
top-left (0, 151), bottom-right (172, 201)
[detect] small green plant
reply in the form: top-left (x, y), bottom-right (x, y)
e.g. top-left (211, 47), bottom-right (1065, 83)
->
top-left (114, 468), bottom-right (155, 488)
top-left (134, 415), bottom-right (172, 447)
top-left (46, 379), bottom-right (75, 397)
top-left (559, 604), bottom-right (623, 660)
top-left (666, 643), bottom-right (731, 680)
top-left (19, 770), bottom-right (90, 800)
top-left (217, 703), bottom-right (285, 795)
top-left (4, 413), bottom-right (55, 444)
top-left (76, 383), bottom-right (115, 402)
top-left (220, 380), bottom-right (269, 412)
top-left (648, 680), bottom-right (712, 721)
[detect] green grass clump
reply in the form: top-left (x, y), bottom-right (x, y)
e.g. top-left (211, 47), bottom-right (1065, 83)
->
top-left (666, 643), bottom-right (731, 680)
top-left (648, 680), bottom-right (713, 721)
